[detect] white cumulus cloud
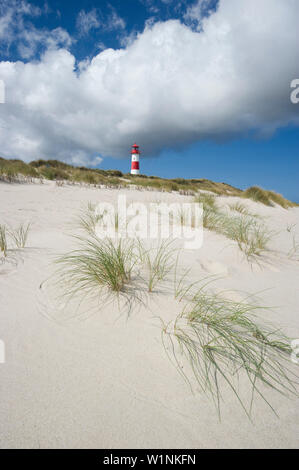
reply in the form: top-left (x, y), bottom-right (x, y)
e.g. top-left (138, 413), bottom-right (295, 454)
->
top-left (76, 9), bottom-right (100, 36)
top-left (0, 0), bottom-right (71, 59)
top-left (184, 0), bottom-right (216, 28)
top-left (76, 6), bottom-right (125, 37)
top-left (0, 0), bottom-right (299, 165)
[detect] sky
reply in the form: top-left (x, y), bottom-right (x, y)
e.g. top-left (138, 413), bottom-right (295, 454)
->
top-left (0, 0), bottom-right (298, 200)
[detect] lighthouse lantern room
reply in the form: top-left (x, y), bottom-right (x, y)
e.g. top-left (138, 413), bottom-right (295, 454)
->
top-left (130, 143), bottom-right (140, 175)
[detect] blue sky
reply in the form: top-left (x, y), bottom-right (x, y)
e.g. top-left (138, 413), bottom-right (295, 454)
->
top-left (102, 126), bottom-right (299, 202)
top-left (0, 0), bottom-right (298, 201)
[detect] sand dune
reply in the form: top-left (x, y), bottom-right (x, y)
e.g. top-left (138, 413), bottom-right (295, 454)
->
top-left (0, 181), bottom-right (299, 449)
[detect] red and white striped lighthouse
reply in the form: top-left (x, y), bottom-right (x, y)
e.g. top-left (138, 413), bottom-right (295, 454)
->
top-left (130, 143), bottom-right (140, 175)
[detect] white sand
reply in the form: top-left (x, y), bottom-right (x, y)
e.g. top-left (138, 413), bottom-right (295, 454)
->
top-left (0, 181), bottom-right (299, 449)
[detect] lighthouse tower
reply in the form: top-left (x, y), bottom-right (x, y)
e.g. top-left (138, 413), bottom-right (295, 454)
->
top-left (130, 143), bottom-right (140, 175)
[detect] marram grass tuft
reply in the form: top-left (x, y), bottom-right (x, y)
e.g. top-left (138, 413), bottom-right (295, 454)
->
top-left (9, 222), bottom-right (31, 248)
top-left (55, 235), bottom-right (137, 297)
top-left (162, 283), bottom-right (298, 419)
top-left (0, 224), bottom-right (7, 256)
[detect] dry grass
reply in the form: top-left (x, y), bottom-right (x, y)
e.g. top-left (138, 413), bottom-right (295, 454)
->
top-left (243, 186), bottom-right (296, 208)
top-left (194, 192), bottom-right (217, 210)
top-left (267, 190), bottom-right (295, 209)
top-left (9, 223), bottom-right (31, 248)
top-left (288, 235), bottom-right (299, 260)
top-left (243, 186), bottom-right (274, 206)
top-left (0, 157), bottom-right (296, 207)
top-left (0, 224), bottom-right (7, 257)
top-left (286, 223), bottom-right (296, 233)
top-left (229, 202), bottom-right (250, 215)
top-left (0, 158), bottom-right (37, 183)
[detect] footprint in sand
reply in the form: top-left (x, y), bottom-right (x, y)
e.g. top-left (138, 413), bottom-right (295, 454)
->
top-left (215, 290), bottom-right (245, 303)
top-left (199, 259), bottom-right (229, 277)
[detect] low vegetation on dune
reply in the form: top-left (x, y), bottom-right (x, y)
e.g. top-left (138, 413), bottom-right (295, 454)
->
top-left (9, 223), bottom-right (31, 249)
top-left (55, 224), bottom-right (176, 301)
top-left (194, 192), bottom-right (218, 210)
top-left (137, 240), bottom-right (175, 293)
top-left (0, 157), bottom-right (38, 181)
top-left (288, 235), bottom-right (299, 260)
top-left (229, 201), bottom-right (251, 215)
top-left (194, 194), bottom-right (273, 261)
top-left (1, 153), bottom-right (298, 424)
top-left (243, 186), bottom-right (296, 208)
top-left (55, 236), bottom-right (136, 296)
top-left (162, 282), bottom-right (297, 419)
top-left (0, 221), bottom-right (31, 261)
top-left (52, 208), bottom-right (298, 418)
top-left (0, 156), bottom-right (296, 207)
top-left (77, 198), bottom-right (272, 263)
top-left (0, 224), bottom-right (7, 257)
top-left (76, 203), bottom-right (105, 236)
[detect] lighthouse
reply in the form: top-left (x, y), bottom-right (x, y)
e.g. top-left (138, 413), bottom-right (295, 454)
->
top-left (130, 143), bottom-right (140, 175)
